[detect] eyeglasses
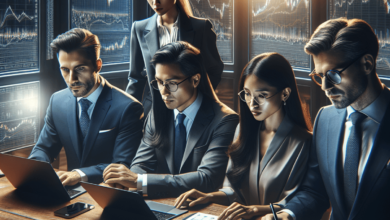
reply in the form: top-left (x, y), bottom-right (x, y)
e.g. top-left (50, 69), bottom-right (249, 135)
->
top-left (238, 90), bottom-right (281, 105)
top-left (150, 76), bottom-right (192, 92)
top-left (309, 55), bottom-right (364, 87)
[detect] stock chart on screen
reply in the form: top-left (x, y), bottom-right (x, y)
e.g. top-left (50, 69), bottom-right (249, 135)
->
top-left (329, 0), bottom-right (390, 71)
top-left (0, 0), bottom-right (39, 74)
top-left (0, 82), bottom-right (39, 152)
top-left (71, 0), bottom-right (132, 64)
top-left (251, 0), bottom-right (311, 70)
top-left (189, 0), bottom-right (234, 63)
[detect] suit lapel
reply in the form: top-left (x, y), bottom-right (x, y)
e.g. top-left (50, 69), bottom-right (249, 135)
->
top-left (327, 108), bottom-right (348, 215)
top-left (259, 115), bottom-right (294, 176)
top-left (248, 125), bottom-right (261, 205)
top-left (350, 102), bottom-right (390, 218)
top-left (144, 14), bottom-right (159, 60)
top-left (163, 113), bottom-right (175, 174)
top-left (66, 94), bottom-right (82, 162)
top-left (179, 97), bottom-right (214, 172)
top-left (81, 84), bottom-right (112, 165)
top-left (178, 12), bottom-right (194, 45)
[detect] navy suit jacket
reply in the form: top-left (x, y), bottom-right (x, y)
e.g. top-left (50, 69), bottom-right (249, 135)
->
top-left (29, 78), bottom-right (144, 183)
top-left (126, 11), bottom-right (224, 115)
top-left (284, 95), bottom-right (390, 219)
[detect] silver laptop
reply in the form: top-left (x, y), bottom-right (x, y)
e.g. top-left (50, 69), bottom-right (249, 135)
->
top-left (80, 182), bottom-right (188, 220)
top-left (0, 153), bottom-right (85, 201)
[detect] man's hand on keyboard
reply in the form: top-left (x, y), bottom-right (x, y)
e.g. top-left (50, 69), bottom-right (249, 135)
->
top-left (57, 171), bottom-right (81, 186)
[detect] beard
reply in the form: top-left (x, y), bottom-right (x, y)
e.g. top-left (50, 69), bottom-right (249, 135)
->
top-left (69, 80), bottom-right (95, 97)
top-left (329, 76), bottom-right (368, 109)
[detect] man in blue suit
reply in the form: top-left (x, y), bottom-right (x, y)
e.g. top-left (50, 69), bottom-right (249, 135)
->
top-left (263, 18), bottom-right (390, 220)
top-left (29, 28), bottom-right (144, 186)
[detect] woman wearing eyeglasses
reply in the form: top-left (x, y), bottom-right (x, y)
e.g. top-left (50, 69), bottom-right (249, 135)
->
top-left (175, 52), bottom-right (312, 220)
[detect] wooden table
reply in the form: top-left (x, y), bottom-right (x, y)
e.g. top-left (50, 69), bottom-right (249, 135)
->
top-left (0, 176), bottom-right (226, 220)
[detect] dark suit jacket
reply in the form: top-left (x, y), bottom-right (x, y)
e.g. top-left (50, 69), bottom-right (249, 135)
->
top-left (130, 96), bottom-right (238, 198)
top-left (222, 115), bottom-right (311, 206)
top-left (284, 91), bottom-right (390, 219)
top-left (126, 12), bottom-right (224, 115)
top-left (29, 78), bottom-right (144, 184)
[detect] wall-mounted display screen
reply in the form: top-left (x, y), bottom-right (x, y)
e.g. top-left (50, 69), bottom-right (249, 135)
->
top-left (189, 0), bottom-right (234, 64)
top-left (251, 0), bottom-right (311, 70)
top-left (329, 0), bottom-right (390, 72)
top-left (0, 82), bottom-right (39, 152)
top-left (0, 0), bottom-right (39, 74)
top-left (71, 0), bottom-right (132, 64)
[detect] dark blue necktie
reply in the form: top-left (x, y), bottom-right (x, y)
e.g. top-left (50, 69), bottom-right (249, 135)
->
top-left (79, 99), bottom-right (92, 139)
top-left (344, 111), bottom-right (366, 211)
top-left (174, 113), bottom-right (187, 174)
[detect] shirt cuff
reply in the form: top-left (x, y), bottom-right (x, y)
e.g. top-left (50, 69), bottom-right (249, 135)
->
top-left (137, 174), bottom-right (148, 197)
top-left (142, 174), bottom-right (148, 197)
top-left (279, 209), bottom-right (296, 220)
top-left (72, 169), bottom-right (88, 182)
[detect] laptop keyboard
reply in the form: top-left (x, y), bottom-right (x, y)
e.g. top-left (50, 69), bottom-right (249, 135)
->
top-left (67, 189), bottom-right (81, 197)
top-left (152, 211), bottom-right (176, 220)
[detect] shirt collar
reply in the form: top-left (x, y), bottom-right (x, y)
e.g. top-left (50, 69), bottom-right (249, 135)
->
top-left (174, 92), bottom-right (203, 122)
top-left (77, 77), bottom-right (104, 105)
top-left (347, 84), bottom-right (390, 124)
top-left (157, 10), bottom-right (180, 28)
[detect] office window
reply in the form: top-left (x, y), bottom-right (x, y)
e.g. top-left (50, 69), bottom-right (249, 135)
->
top-left (189, 0), bottom-right (234, 63)
top-left (0, 0), bottom-right (39, 75)
top-left (328, 0), bottom-right (390, 72)
top-left (71, 0), bottom-right (133, 64)
top-left (250, 0), bottom-right (311, 70)
top-left (0, 82), bottom-right (39, 152)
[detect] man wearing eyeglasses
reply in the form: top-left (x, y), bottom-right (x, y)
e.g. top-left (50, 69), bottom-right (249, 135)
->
top-left (103, 41), bottom-right (238, 198)
top-left (263, 18), bottom-right (390, 220)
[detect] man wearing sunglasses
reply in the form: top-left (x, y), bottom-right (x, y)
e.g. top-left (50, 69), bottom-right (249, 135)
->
top-left (263, 18), bottom-right (390, 220)
top-left (103, 42), bottom-right (238, 198)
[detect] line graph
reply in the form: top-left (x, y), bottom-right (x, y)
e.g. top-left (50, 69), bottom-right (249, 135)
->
top-left (189, 0), bottom-right (233, 63)
top-left (0, 0), bottom-right (38, 74)
top-left (71, 0), bottom-right (132, 64)
top-left (0, 82), bottom-right (39, 152)
top-left (251, 0), bottom-right (311, 69)
top-left (329, 0), bottom-right (390, 71)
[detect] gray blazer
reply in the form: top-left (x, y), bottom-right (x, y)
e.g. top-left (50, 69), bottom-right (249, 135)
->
top-left (126, 12), bottom-right (224, 115)
top-left (130, 96), bottom-right (238, 198)
top-left (220, 115), bottom-right (312, 206)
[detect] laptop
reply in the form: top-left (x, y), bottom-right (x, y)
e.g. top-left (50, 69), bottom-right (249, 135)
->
top-left (80, 182), bottom-right (188, 220)
top-left (0, 154), bottom-right (86, 201)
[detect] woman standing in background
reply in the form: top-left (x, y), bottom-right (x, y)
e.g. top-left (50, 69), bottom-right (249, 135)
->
top-left (126, 0), bottom-right (223, 116)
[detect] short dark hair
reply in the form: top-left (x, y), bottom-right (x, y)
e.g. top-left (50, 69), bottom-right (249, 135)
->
top-left (50, 28), bottom-right (101, 68)
top-left (304, 18), bottom-right (379, 62)
top-left (147, 41), bottom-right (217, 149)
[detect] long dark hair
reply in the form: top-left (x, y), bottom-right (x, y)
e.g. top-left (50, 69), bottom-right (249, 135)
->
top-left (227, 52), bottom-right (312, 186)
top-left (147, 41), bottom-right (217, 148)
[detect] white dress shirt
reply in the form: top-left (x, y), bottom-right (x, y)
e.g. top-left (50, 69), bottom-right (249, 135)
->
top-left (73, 80), bottom-right (104, 182)
top-left (137, 92), bottom-right (203, 196)
top-left (282, 86), bottom-right (390, 219)
top-left (157, 11), bottom-right (180, 47)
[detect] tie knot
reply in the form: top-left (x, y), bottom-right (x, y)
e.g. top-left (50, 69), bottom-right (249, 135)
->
top-left (79, 99), bottom-right (92, 111)
top-left (350, 111), bottom-right (366, 125)
top-left (176, 113), bottom-right (186, 124)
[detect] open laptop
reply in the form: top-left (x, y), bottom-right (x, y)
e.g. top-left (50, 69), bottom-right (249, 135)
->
top-left (0, 153), bottom-right (86, 201)
top-left (80, 182), bottom-right (188, 220)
